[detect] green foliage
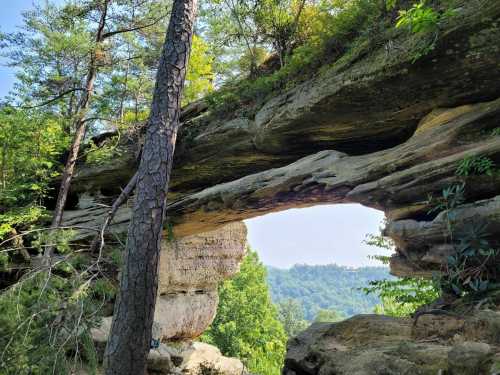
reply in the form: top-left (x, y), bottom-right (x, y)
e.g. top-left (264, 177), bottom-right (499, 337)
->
top-left (394, 0), bottom-right (457, 63)
top-left (386, 0), bottom-right (398, 10)
top-left (85, 138), bottom-right (122, 166)
top-left (0, 207), bottom-right (49, 270)
top-left (202, 250), bottom-right (287, 375)
top-left (276, 298), bottom-right (309, 336)
top-left (0, 107), bottom-right (68, 208)
top-left (365, 277), bottom-right (440, 317)
top-left (427, 183), bottom-right (465, 220)
top-left (183, 35), bottom-right (215, 105)
top-left (205, 0), bottom-right (382, 116)
top-left (491, 127), bottom-right (500, 136)
top-left (0, 206), bottom-right (48, 240)
top-left (313, 308), bottom-right (345, 323)
top-left (425, 156), bottom-right (500, 298)
top-left (442, 221), bottom-right (500, 296)
top-left (456, 155), bottom-right (496, 176)
top-left (0, 252), bottom-right (8, 272)
top-left (396, 1), bottom-right (440, 34)
top-left (267, 264), bottom-right (390, 320)
top-left (363, 232), bottom-right (440, 317)
top-left (373, 296), bottom-right (416, 316)
top-left (91, 278), bottom-right (117, 301)
top-left (31, 228), bottom-right (76, 255)
top-left (0, 269), bottom-right (107, 374)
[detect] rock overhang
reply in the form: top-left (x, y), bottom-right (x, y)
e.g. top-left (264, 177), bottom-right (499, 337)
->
top-left (63, 1), bottom-right (500, 280)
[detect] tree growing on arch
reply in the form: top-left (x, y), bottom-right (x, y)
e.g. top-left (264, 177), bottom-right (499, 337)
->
top-left (103, 0), bottom-right (198, 374)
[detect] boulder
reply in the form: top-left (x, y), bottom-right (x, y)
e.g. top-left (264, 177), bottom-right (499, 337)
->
top-left (178, 342), bottom-right (246, 375)
top-left (283, 316), bottom-right (449, 375)
top-left (447, 342), bottom-right (492, 375)
top-left (90, 318), bottom-right (247, 375)
top-left (283, 308), bottom-right (500, 375)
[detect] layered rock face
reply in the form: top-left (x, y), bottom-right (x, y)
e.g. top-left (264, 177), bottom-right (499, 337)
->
top-left (283, 306), bottom-right (500, 374)
top-left (64, 0), bottom-right (500, 281)
top-left (155, 222), bottom-right (246, 341)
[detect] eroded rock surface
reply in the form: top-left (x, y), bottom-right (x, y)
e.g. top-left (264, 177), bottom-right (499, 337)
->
top-left (62, 0), bottom-right (500, 280)
top-left (62, 2), bottom-right (500, 373)
top-left (283, 307), bottom-right (500, 375)
top-left (155, 222), bottom-right (247, 340)
top-left (91, 222), bottom-right (246, 355)
top-left (91, 317), bottom-right (248, 375)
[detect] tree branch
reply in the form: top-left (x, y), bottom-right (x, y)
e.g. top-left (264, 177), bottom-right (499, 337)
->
top-left (101, 16), bottom-right (167, 40)
top-left (19, 88), bottom-right (86, 109)
top-left (89, 172), bottom-right (138, 254)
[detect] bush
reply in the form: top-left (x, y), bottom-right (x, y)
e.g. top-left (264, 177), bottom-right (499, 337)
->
top-left (363, 233), bottom-right (440, 317)
top-left (206, 0), bottom-right (383, 117)
top-left (0, 271), bottom-right (104, 374)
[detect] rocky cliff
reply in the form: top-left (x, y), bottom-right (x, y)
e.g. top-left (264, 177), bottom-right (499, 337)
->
top-left (65, 0), bottom-right (500, 280)
top-left (63, 1), bottom-right (500, 373)
top-left (283, 304), bottom-right (500, 375)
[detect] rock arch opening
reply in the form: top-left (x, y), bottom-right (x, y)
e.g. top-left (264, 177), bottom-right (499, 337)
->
top-left (245, 204), bottom-right (386, 269)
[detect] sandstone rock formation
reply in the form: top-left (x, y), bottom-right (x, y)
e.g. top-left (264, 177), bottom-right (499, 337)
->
top-left (283, 306), bottom-right (500, 375)
top-left (63, 0), bottom-right (500, 280)
top-left (155, 222), bottom-right (246, 340)
top-left (91, 317), bottom-right (248, 375)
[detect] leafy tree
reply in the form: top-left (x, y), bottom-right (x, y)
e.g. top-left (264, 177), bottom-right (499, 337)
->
top-left (253, 0), bottom-right (308, 65)
top-left (0, 106), bottom-right (68, 209)
top-left (183, 35), bottom-right (215, 104)
top-left (1, 0), bottom-right (175, 260)
top-left (0, 258), bottom-right (116, 374)
top-left (202, 250), bottom-right (287, 375)
top-left (0, 106), bottom-right (68, 269)
top-left (277, 298), bottom-right (309, 336)
top-left (314, 308), bottom-right (345, 323)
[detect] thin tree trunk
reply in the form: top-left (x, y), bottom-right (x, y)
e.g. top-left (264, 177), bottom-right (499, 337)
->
top-left (103, 0), bottom-right (197, 374)
top-left (284, 0), bottom-right (307, 58)
top-left (44, 1), bottom-right (110, 259)
top-left (89, 172), bottom-right (138, 254)
top-left (225, 0), bottom-right (257, 76)
top-left (1, 143), bottom-right (7, 190)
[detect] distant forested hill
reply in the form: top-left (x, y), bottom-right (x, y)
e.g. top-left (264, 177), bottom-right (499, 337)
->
top-left (267, 264), bottom-right (392, 320)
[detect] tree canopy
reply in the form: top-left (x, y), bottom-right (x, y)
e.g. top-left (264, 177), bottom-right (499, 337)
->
top-left (267, 264), bottom-right (390, 319)
top-left (202, 250), bottom-right (288, 375)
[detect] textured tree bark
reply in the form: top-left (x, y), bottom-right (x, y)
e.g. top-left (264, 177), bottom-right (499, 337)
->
top-left (103, 1), bottom-right (197, 374)
top-left (45, 1), bottom-right (110, 258)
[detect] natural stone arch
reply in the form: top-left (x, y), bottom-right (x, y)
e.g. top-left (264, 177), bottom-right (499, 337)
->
top-left (58, 4), bottom-right (500, 372)
top-left (63, 0), bottom-right (500, 280)
top-left (63, 98), bottom-right (500, 279)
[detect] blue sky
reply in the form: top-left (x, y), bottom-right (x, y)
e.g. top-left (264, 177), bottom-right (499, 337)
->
top-left (0, 1), bottom-right (39, 97)
top-left (245, 205), bottom-right (386, 268)
top-left (0, 2), bottom-right (387, 268)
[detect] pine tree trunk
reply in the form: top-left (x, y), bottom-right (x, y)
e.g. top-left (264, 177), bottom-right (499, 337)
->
top-left (44, 1), bottom-right (110, 258)
top-left (103, 1), bottom-right (197, 374)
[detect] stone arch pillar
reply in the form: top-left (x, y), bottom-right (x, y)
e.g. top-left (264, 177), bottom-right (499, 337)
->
top-left (153, 222), bottom-right (247, 341)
